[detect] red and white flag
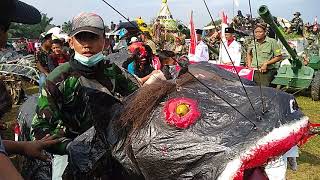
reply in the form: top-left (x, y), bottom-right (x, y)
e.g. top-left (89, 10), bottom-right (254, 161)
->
top-left (188, 10), bottom-right (197, 59)
top-left (220, 11), bottom-right (230, 40)
top-left (218, 11), bottom-right (230, 63)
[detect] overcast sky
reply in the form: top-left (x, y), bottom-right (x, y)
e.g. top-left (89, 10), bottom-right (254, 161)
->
top-left (23, 0), bottom-right (318, 28)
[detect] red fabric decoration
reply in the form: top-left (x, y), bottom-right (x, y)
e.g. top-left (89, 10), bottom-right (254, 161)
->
top-left (128, 42), bottom-right (146, 57)
top-left (233, 125), bottom-right (309, 180)
top-left (188, 11), bottom-right (196, 55)
top-left (227, 38), bottom-right (235, 46)
top-left (298, 123), bottom-right (320, 146)
top-left (163, 97), bottom-right (201, 129)
top-left (49, 53), bottom-right (69, 67)
top-left (152, 55), bottom-right (161, 70)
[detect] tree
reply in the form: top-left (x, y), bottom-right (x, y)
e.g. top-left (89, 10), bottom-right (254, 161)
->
top-left (39, 13), bottom-right (53, 32)
top-left (8, 13), bottom-right (54, 39)
top-left (62, 21), bottom-right (72, 34)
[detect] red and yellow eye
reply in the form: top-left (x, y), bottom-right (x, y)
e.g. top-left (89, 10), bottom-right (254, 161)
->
top-left (163, 97), bottom-right (201, 129)
top-left (176, 103), bottom-right (190, 117)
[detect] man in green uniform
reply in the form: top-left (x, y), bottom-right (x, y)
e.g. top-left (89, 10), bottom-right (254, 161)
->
top-left (32, 12), bottom-right (139, 154)
top-left (246, 23), bottom-right (283, 86)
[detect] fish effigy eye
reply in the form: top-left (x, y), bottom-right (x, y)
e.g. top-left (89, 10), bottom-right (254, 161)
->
top-left (176, 103), bottom-right (190, 117)
top-left (163, 97), bottom-right (201, 129)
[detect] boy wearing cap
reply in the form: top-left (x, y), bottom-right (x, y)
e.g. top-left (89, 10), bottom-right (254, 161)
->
top-left (32, 12), bottom-right (138, 154)
top-left (246, 23), bottom-right (283, 86)
top-left (129, 36), bottom-right (138, 44)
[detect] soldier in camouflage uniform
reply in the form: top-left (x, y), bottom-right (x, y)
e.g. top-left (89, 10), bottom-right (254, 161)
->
top-left (244, 14), bottom-right (253, 31)
top-left (31, 13), bottom-right (138, 155)
top-left (306, 25), bottom-right (319, 56)
top-left (288, 12), bottom-right (304, 35)
top-left (233, 10), bottom-right (245, 30)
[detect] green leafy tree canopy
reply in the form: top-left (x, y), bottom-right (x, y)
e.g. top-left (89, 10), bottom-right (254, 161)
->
top-left (8, 13), bottom-right (54, 39)
top-left (62, 20), bottom-right (72, 34)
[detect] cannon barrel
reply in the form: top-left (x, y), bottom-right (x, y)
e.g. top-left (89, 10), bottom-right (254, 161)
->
top-left (258, 5), bottom-right (302, 69)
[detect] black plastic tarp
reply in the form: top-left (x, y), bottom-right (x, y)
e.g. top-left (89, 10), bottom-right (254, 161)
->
top-left (116, 21), bottom-right (139, 31)
top-left (66, 62), bottom-right (305, 179)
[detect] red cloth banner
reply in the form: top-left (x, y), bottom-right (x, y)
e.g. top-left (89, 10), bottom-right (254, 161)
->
top-left (217, 64), bottom-right (254, 81)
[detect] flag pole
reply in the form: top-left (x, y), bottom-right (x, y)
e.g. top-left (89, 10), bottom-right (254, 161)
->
top-left (232, 0), bottom-right (235, 17)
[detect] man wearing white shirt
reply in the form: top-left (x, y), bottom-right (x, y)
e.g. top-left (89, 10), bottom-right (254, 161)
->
top-left (218, 27), bottom-right (242, 66)
top-left (191, 29), bottom-right (209, 62)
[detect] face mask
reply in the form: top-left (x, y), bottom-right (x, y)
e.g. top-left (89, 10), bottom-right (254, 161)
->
top-left (74, 51), bottom-right (105, 67)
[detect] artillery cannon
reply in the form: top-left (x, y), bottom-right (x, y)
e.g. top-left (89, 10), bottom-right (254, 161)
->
top-left (259, 5), bottom-right (320, 100)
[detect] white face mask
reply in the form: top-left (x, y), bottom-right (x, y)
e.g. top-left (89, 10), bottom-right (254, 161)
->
top-left (74, 51), bottom-right (105, 67)
top-left (73, 35), bottom-right (106, 66)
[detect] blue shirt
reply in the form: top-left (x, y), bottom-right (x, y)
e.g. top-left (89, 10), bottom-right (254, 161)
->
top-left (128, 62), bottom-right (135, 75)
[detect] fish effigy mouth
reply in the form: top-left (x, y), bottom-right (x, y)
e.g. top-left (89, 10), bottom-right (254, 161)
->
top-left (218, 116), bottom-right (309, 180)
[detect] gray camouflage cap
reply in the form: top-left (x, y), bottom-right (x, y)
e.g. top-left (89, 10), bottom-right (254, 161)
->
top-left (70, 12), bottom-right (105, 37)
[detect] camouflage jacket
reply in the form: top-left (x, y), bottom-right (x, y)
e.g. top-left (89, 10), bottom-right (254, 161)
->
top-left (31, 58), bottom-right (138, 153)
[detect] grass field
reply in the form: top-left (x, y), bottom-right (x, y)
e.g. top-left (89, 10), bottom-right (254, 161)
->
top-left (287, 96), bottom-right (320, 180)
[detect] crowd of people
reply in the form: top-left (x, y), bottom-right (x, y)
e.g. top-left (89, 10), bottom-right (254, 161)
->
top-left (9, 38), bottom-right (40, 55)
top-left (0, 0), bottom-right (319, 179)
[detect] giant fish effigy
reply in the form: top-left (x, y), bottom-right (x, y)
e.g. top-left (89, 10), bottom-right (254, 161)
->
top-left (65, 62), bottom-right (315, 179)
